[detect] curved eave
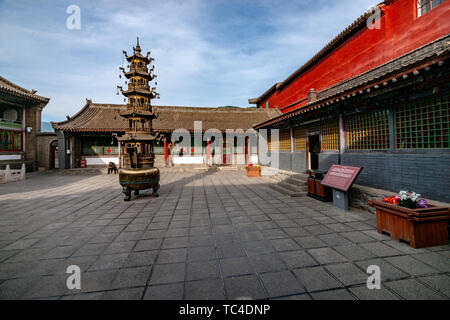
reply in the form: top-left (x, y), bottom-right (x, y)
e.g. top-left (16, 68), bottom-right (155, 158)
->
top-left (122, 89), bottom-right (155, 98)
top-left (123, 70), bottom-right (151, 79)
top-left (126, 54), bottom-right (150, 64)
top-left (51, 127), bottom-right (125, 133)
top-left (0, 86), bottom-right (50, 103)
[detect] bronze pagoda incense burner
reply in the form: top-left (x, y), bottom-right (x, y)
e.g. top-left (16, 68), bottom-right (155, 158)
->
top-left (117, 38), bottom-right (160, 201)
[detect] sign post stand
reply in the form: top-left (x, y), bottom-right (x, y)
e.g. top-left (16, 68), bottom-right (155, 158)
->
top-left (321, 165), bottom-right (363, 212)
top-left (332, 189), bottom-right (349, 211)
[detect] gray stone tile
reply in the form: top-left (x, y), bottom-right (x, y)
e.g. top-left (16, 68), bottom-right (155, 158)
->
top-left (343, 221), bottom-right (373, 231)
top-left (311, 289), bottom-right (355, 300)
top-left (249, 253), bottom-right (287, 273)
top-left (220, 257), bottom-right (254, 277)
top-left (189, 235), bottom-right (215, 247)
top-left (318, 234), bottom-right (353, 246)
top-left (187, 246), bottom-right (216, 262)
top-left (156, 248), bottom-right (187, 264)
top-left (362, 230), bottom-right (391, 241)
top-left (104, 241), bottom-right (136, 255)
top-left (279, 250), bottom-right (318, 269)
top-left (349, 285), bottom-right (400, 300)
top-left (41, 246), bottom-right (79, 259)
top-left (307, 248), bottom-right (347, 265)
top-left (304, 225), bottom-right (333, 235)
top-left (21, 274), bottom-right (69, 299)
top-left (134, 239), bottom-right (163, 252)
top-left (360, 242), bottom-right (403, 257)
top-left (385, 279), bottom-right (446, 300)
top-left (326, 223), bottom-right (354, 233)
top-left (355, 258), bottom-right (408, 282)
top-left (123, 250), bottom-right (158, 268)
top-left (260, 271), bottom-right (305, 298)
top-left (110, 266), bottom-right (151, 289)
top-left (61, 291), bottom-right (105, 300)
top-left (270, 238), bottom-right (302, 252)
top-left (115, 231), bottom-right (142, 242)
top-left (224, 275), bottom-right (267, 300)
top-left (293, 266), bottom-right (343, 292)
top-left (102, 287), bottom-right (145, 300)
top-left (271, 293), bottom-right (311, 300)
top-left (187, 260), bottom-right (220, 281)
top-left (89, 253), bottom-right (129, 271)
top-left (381, 240), bottom-right (427, 254)
top-left (339, 231), bottom-right (376, 244)
top-left (144, 283), bottom-right (184, 300)
top-left (141, 230), bottom-right (166, 240)
top-left (283, 227), bottom-right (312, 238)
top-left (72, 243), bottom-right (108, 257)
top-left (294, 236), bottom-right (327, 249)
top-left (416, 275), bottom-right (450, 297)
top-left (385, 256), bottom-right (440, 276)
top-left (243, 240), bottom-right (276, 256)
top-left (0, 276), bottom-right (40, 299)
top-left (216, 244), bottom-right (246, 259)
top-left (162, 236), bottom-right (190, 249)
top-left (333, 244), bottom-right (377, 261)
top-left (2, 238), bottom-right (40, 251)
top-left (76, 270), bottom-right (117, 293)
top-left (261, 229), bottom-right (287, 239)
top-left (185, 279), bottom-right (225, 300)
top-left (325, 263), bottom-right (368, 286)
top-left (411, 252), bottom-right (450, 272)
top-left (149, 263), bottom-right (185, 285)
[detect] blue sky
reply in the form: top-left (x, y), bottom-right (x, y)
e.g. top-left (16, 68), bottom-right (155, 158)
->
top-left (0, 0), bottom-right (377, 122)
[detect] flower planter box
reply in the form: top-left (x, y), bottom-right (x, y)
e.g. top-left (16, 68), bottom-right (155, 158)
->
top-left (368, 199), bottom-right (450, 248)
top-left (246, 166), bottom-right (261, 177)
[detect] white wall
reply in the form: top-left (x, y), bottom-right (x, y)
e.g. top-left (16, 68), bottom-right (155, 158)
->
top-left (84, 157), bottom-right (119, 166)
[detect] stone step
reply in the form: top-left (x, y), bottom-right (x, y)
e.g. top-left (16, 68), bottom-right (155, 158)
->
top-left (286, 176), bottom-right (307, 186)
top-left (270, 183), bottom-right (307, 197)
top-left (278, 181), bottom-right (308, 193)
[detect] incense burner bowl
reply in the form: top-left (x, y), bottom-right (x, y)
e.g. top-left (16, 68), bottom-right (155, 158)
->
top-left (119, 167), bottom-right (160, 201)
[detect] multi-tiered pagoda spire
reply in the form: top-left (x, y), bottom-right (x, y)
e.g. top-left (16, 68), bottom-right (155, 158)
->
top-left (118, 37), bottom-right (159, 169)
top-left (117, 38), bottom-right (160, 201)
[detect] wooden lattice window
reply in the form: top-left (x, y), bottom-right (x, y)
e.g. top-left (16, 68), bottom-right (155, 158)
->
top-left (395, 95), bottom-right (449, 149)
top-left (279, 129), bottom-right (291, 151)
top-left (346, 110), bottom-right (390, 150)
top-left (294, 128), bottom-right (306, 150)
top-left (320, 119), bottom-right (339, 151)
top-left (417, 0), bottom-right (444, 17)
top-left (306, 123), bottom-right (320, 135)
top-left (0, 130), bottom-right (22, 151)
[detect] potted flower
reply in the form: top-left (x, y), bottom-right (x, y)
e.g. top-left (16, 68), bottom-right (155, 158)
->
top-left (368, 191), bottom-right (449, 248)
top-left (246, 164), bottom-right (261, 177)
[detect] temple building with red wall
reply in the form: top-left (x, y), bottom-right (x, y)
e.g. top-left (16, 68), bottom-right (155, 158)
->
top-left (250, 0), bottom-right (450, 202)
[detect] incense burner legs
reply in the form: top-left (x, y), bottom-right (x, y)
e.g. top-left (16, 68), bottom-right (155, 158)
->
top-left (119, 168), bottom-right (160, 201)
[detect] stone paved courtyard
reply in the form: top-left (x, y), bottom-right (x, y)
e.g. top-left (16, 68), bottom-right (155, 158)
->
top-left (0, 169), bottom-right (449, 300)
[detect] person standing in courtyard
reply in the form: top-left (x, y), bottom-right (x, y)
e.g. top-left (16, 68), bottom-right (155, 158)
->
top-left (166, 139), bottom-right (175, 167)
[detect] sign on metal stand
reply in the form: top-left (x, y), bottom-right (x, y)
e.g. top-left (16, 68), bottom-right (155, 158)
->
top-left (321, 165), bottom-right (363, 211)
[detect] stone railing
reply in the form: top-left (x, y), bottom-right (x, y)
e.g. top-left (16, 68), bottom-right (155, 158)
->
top-left (0, 163), bottom-right (26, 184)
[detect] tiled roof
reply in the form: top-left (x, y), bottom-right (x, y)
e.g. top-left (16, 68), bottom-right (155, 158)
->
top-left (0, 75), bottom-right (50, 103)
top-left (254, 34), bottom-right (450, 129)
top-left (51, 101), bottom-right (281, 132)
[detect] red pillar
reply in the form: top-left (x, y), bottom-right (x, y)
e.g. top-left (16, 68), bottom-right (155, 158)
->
top-left (207, 139), bottom-right (210, 165)
top-left (164, 137), bottom-right (167, 162)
